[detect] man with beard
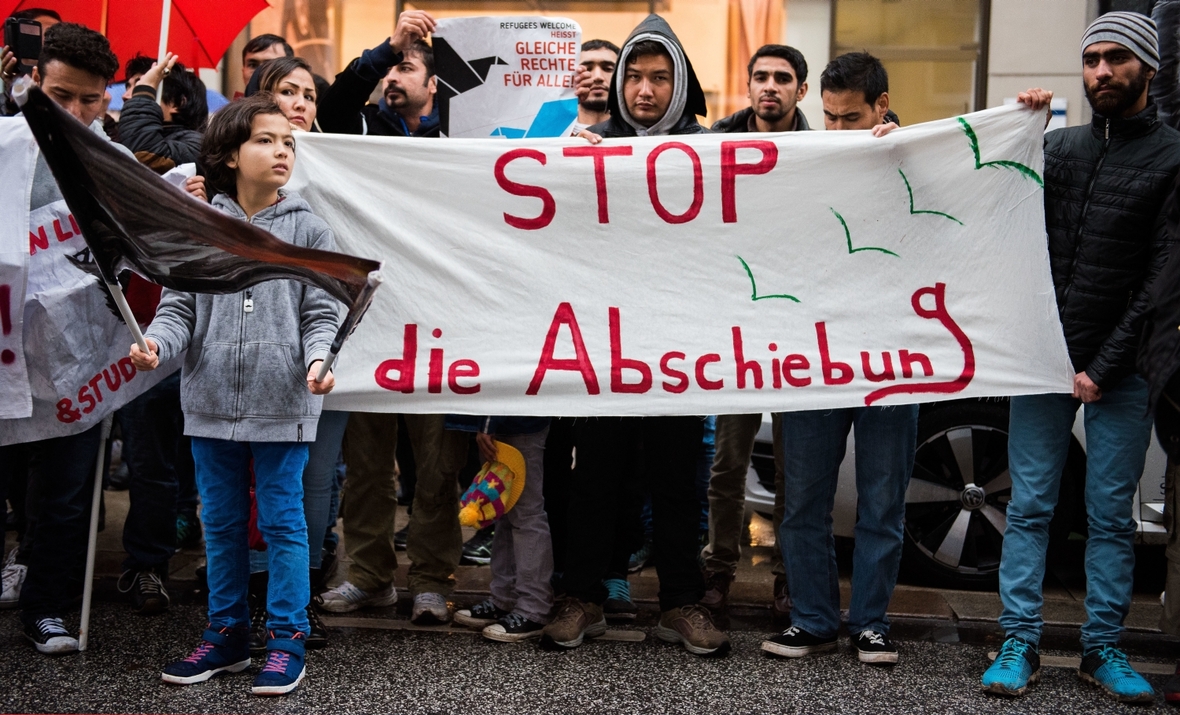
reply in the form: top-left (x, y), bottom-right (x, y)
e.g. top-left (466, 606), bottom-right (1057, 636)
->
top-left (713, 44), bottom-right (809, 133)
top-left (317, 10), bottom-right (438, 137)
top-left (699, 43), bottom-right (808, 621)
top-left (980, 12), bottom-right (1180, 703)
top-left (572, 39), bottom-right (618, 133)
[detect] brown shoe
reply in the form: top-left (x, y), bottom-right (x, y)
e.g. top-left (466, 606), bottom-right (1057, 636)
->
top-left (656, 604), bottom-right (731, 656)
top-left (773, 575), bottom-right (793, 625)
top-left (540, 598), bottom-right (606, 650)
top-left (700, 571), bottom-right (734, 613)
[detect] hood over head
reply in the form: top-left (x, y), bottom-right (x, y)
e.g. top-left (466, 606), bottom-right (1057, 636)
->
top-left (607, 14), bottom-right (707, 136)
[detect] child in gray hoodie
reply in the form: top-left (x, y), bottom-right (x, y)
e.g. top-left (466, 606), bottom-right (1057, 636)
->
top-left (129, 94), bottom-right (340, 697)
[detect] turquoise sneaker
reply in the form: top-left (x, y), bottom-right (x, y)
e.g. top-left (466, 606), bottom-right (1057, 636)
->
top-left (981, 636), bottom-right (1040, 697)
top-left (1079, 645), bottom-right (1154, 704)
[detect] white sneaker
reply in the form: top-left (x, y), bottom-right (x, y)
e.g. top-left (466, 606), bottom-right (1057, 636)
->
top-left (411, 592), bottom-right (451, 625)
top-left (318, 580), bottom-right (397, 613)
top-left (1, 548), bottom-right (26, 609)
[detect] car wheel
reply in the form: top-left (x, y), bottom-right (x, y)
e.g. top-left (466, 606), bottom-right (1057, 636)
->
top-left (902, 402), bottom-right (1014, 589)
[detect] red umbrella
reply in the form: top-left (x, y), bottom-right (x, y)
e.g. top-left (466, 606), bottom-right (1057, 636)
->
top-left (1, 0), bottom-right (269, 69)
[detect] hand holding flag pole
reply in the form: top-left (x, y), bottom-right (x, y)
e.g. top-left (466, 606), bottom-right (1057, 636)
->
top-left (316, 271), bottom-right (383, 382)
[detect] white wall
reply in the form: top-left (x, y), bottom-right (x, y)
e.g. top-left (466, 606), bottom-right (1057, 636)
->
top-left (986, 0), bottom-right (1095, 127)
top-left (785, 0), bottom-right (832, 129)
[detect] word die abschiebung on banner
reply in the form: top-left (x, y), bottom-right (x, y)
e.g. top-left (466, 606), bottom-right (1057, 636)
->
top-left (288, 104), bottom-right (1075, 416)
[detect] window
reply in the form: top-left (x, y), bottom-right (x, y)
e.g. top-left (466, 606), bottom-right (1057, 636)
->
top-left (833, 0), bottom-right (988, 124)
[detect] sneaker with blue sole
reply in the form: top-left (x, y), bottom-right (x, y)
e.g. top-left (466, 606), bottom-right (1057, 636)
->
top-left (162, 626), bottom-right (251, 685)
top-left (252, 633), bottom-right (307, 696)
top-left (1079, 644), bottom-right (1155, 704)
top-left (981, 636), bottom-right (1040, 697)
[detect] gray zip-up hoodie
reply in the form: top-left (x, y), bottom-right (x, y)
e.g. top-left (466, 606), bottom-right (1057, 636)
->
top-left (145, 190), bottom-right (342, 443)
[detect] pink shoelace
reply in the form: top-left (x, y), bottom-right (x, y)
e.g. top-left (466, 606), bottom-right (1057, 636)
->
top-left (262, 651), bottom-right (290, 674)
top-left (183, 642), bottom-right (215, 664)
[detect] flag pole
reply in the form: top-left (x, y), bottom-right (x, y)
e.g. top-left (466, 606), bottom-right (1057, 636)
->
top-left (78, 414), bottom-right (113, 652)
top-left (156, 0), bottom-right (173, 102)
top-left (106, 282), bottom-right (151, 355)
top-left (316, 271), bottom-right (383, 382)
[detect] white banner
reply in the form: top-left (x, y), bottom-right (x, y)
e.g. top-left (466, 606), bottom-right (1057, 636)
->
top-left (287, 105), bottom-right (1074, 416)
top-left (0, 118), bottom-right (35, 419)
top-left (433, 16), bottom-right (581, 138)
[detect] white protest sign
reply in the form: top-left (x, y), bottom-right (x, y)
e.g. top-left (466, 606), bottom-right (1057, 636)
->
top-left (287, 105), bottom-right (1074, 416)
top-left (433, 16), bottom-right (581, 138)
top-left (0, 118), bottom-right (35, 419)
top-left (0, 188), bottom-right (177, 445)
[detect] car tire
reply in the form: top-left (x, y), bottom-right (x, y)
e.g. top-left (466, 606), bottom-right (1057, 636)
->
top-left (901, 400), bottom-right (1082, 590)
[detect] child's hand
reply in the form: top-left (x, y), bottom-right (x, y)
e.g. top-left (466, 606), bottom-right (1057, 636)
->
top-left (476, 433), bottom-right (498, 463)
top-left (308, 360), bottom-right (335, 395)
top-left (130, 339), bottom-right (159, 371)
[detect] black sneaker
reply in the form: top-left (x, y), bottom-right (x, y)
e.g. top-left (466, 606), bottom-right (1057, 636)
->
top-left (306, 606), bottom-right (328, 650)
top-left (853, 629), bottom-right (898, 665)
top-left (483, 612), bottom-right (546, 643)
top-left (454, 598), bottom-right (510, 628)
top-left (761, 625), bottom-right (837, 658)
top-left (24, 616), bottom-right (78, 654)
top-left (249, 599), bottom-right (269, 655)
top-left (393, 526), bottom-right (409, 552)
top-left (460, 526), bottom-right (494, 566)
top-left (117, 569), bottom-right (171, 615)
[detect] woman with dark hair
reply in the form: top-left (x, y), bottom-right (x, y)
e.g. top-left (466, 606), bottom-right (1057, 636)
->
top-left (253, 56), bottom-right (320, 132)
top-left (118, 52), bottom-right (209, 173)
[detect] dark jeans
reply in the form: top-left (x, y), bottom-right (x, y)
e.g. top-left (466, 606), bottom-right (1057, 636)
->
top-left (542, 417), bottom-right (576, 575)
top-left (120, 372), bottom-right (193, 572)
top-left (564, 416), bottom-right (704, 611)
top-left (14, 423), bottom-right (104, 622)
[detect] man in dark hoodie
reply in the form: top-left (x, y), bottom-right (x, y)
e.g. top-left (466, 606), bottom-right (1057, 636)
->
top-left (713, 44), bottom-right (809, 133)
top-left (548, 14), bottom-right (729, 657)
top-left (316, 10), bottom-right (439, 137)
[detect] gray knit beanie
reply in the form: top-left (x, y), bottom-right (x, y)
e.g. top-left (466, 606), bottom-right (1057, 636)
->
top-left (1081, 11), bottom-right (1160, 70)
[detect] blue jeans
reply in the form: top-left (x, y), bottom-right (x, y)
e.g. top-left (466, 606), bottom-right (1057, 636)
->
top-left (192, 437), bottom-right (310, 640)
top-left (779, 405), bottom-right (918, 637)
top-left (999, 375), bottom-right (1152, 649)
top-left (250, 411), bottom-right (349, 573)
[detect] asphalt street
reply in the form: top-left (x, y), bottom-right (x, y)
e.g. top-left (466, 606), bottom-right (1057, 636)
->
top-left (2, 600), bottom-right (1178, 715)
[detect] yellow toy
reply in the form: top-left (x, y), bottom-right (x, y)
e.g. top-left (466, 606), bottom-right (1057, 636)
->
top-left (458, 441), bottom-right (527, 529)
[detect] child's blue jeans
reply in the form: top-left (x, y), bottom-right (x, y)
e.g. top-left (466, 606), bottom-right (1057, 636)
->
top-left (192, 437), bottom-right (310, 640)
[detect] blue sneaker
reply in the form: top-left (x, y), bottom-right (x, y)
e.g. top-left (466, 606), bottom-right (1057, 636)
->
top-left (981, 636), bottom-right (1040, 697)
top-left (603, 578), bottom-right (637, 621)
top-left (251, 632), bottom-right (307, 696)
top-left (1079, 644), bottom-right (1155, 704)
top-left (162, 626), bottom-right (250, 685)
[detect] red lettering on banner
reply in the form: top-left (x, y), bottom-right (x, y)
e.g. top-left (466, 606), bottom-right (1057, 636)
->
top-left (118, 357), bottom-right (137, 381)
top-left (374, 324), bottom-right (418, 393)
top-left (816, 322), bottom-right (853, 385)
top-left (660, 352), bottom-right (689, 393)
top-left (102, 365), bottom-right (122, 392)
top-left (647, 142), bottom-right (703, 224)
top-left (448, 360), bottom-right (481, 394)
top-left (899, 350), bottom-right (934, 378)
top-left (563, 145), bottom-right (633, 223)
top-left (720, 141), bottom-right (778, 223)
top-left (609, 307), bottom-right (652, 393)
top-left (495, 149), bottom-right (555, 230)
top-left (53, 218), bottom-right (74, 242)
top-left (695, 353), bottom-right (724, 390)
top-left (527, 302), bottom-right (600, 395)
top-left (783, 354), bottom-right (811, 387)
top-left (860, 352), bottom-right (895, 382)
top-left (78, 385), bottom-right (96, 414)
top-left (428, 347), bottom-right (445, 394)
top-left (731, 327), bottom-right (763, 389)
top-left (29, 225), bottom-right (48, 254)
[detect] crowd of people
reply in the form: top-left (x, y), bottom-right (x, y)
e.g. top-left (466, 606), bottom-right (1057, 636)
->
top-left (2, 5), bottom-right (1180, 706)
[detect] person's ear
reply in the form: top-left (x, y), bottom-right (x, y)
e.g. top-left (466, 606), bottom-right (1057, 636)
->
top-left (797, 81), bottom-right (808, 102)
top-left (876, 91), bottom-right (890, 117)
top-left (427, 74), bottom-right (437, 96)
top-left (1148, 67), bottom-right (1158, 83)
top-left (31, 66), bottom-right (40, 84)
top-left (226, 150), bottom-right (239, 170)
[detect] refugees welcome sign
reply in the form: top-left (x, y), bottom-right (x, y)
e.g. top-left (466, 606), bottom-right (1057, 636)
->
top-left (289, 105), bottom-right (1074, 416)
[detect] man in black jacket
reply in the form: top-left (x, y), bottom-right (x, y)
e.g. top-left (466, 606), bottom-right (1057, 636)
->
top-left (316, 10), bottom-right (438, 137)
top-left (981, 12), bottom-right (1180, 703)
top-left (549, 14), bottom-right (729, 657)
top-left (712, 44), bottom-right (810, 133)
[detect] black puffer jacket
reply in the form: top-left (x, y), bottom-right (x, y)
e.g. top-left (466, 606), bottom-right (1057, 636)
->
top-left (588, 14), bottom-right (708, 138)
top-left (711, 105), bottom-right (811, 133)
top-left (118, 86), bottom-right (203, 173)
top-left (1044, 102), bottom-right (1180, 388)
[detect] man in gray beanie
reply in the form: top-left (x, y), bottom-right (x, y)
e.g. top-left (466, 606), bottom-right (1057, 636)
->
top-left (981, 11), bottom-right (1180, 704)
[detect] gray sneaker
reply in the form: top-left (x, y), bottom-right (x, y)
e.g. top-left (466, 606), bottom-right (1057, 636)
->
top-left (318, 581), bottom-right (398, 613)
top-left (411, 592), bottom-right (451, 625)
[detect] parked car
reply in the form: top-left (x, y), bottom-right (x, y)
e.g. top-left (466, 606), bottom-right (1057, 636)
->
top-left (744, 398), bottom-right (1167, 590)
